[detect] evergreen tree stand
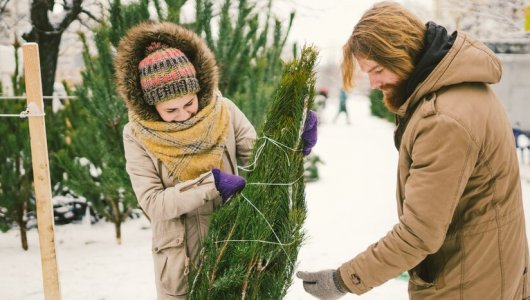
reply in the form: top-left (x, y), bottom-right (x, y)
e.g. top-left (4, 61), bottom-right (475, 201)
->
top-left (189, 47), bottom-right (318, 299)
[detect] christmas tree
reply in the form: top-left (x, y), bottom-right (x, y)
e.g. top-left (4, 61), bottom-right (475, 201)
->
top-left (189, 46), bottom-right (318, 299)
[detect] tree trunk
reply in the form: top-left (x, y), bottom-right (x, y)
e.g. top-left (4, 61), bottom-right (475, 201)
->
top-left (110, 199), bottom-right (122, 245)
top-left (19, 221), bottom-right (28, 251)
top-left (16, 201), bottom-right (29, 251)
top-left (35, 33), bottom-right (61, 97)
top-left (22, 0), bottom-right (83, 97)
top-left (21, 29), bottom-right (62, 97)
top-left (114, 220), bottom-right (122, 245)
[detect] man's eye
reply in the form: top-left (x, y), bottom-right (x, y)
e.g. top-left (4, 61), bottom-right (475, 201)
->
top-left (185, 101), bottom-right (193, 107)
top-left (166, 109), bottom-right (176, 113)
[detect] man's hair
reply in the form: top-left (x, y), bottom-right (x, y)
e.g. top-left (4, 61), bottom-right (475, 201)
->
top-left (341, 1), bottom-right (426, 90)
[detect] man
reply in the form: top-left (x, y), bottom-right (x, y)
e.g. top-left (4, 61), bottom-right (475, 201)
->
top-left (297, 2), bottom-right (530, 299)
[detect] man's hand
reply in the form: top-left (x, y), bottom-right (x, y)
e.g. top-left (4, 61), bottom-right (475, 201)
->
top-left (296, 269), bottom-right (347, 300)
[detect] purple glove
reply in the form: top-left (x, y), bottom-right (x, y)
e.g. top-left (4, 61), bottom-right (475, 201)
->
top-left (302, 111), bottom-right (318, 156)
top-left (212, 168), bottom-right (246, 203)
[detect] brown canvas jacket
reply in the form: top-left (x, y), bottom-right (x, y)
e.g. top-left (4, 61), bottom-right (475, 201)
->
top-left (339, 31), bottom-right (530, 299)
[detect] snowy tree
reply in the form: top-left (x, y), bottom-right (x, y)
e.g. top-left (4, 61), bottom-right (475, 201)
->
top-left (186, 0), bottom-right (294, 126)
top-left (55, 24), bottom-right (138, 245)
top-left (0, 39), bottom-right (33, 250)
top-left (0, 35), bottom-right (72, 250)
top-left (0, 0), bottom-right (100, 98)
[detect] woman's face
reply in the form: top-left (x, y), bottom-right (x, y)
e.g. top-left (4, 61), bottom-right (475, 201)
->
top-left (155, 93), bottom-right (199, 122)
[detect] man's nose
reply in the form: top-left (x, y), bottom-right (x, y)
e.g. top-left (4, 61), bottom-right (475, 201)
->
top-left (369, 76), bottom-right (381, 89)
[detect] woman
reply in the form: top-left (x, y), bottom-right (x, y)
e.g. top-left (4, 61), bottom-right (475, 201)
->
top-left (115, 22), bottom-right (256, 299)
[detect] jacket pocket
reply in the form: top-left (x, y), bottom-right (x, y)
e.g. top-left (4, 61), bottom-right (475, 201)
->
top-left (153, 233), bottom-right (189, 296)
top-left (409, 271), bottom-right (435, 289)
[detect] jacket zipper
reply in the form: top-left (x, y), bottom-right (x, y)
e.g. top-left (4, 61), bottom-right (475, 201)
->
top-left (224, 146), bottom-right (236, 173)
top-left (179, 173), bottom-right (212, 192)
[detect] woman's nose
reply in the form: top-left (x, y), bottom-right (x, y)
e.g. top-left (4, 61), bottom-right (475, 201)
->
top-left (174, 111), bottom-right (190, 122)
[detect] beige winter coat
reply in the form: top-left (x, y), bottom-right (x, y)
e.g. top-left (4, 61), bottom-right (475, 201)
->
top-left (339, 31), bottom-right (530, 299)
top-left (116, 22), bottom-right (256, 299)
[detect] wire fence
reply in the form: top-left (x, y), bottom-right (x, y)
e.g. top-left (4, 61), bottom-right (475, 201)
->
top-left (0, 96), bottom-right (78, 100)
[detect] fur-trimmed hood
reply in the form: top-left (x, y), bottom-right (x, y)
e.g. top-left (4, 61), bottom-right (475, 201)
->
top-left (115, 21), bottom-right (219, 121)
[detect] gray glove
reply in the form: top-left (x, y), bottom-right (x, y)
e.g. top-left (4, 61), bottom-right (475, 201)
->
top-left (296, 269), bottom-right (348, 300)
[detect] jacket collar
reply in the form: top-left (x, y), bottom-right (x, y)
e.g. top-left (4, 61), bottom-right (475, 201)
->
top-left (396, 28), bottom-right (502, 118)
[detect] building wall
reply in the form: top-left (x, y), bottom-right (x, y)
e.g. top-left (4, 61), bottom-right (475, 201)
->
top-left (491, 54), bottom-right (530, 131)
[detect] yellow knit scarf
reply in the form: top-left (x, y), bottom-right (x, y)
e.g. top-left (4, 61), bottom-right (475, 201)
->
top-left (130, 96), bottom-right (229, 182)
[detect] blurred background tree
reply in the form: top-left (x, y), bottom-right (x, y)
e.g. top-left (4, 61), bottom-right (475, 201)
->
top-left (0, 38), bottom-right (33, 250)
top-left (368, 89), bottom-right (394, 123)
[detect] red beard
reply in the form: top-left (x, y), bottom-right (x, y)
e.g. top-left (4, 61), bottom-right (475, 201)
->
top-left (381, 81), bottom-right (408, 113)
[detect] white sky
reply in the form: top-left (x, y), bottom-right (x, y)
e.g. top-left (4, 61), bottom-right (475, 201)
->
top-left (278, 0), bottom-right (434, 65)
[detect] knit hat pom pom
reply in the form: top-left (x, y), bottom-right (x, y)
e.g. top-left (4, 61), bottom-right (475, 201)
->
top-left (145, 41), bottom-right (169, 55)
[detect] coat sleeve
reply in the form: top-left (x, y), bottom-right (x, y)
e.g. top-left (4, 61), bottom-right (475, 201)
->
top-left (224, 98), bottom-right (257, 166)
top-left (123, 125), bottom-right (220, 221)
top-left (339, 113), bottom-right (480, 294)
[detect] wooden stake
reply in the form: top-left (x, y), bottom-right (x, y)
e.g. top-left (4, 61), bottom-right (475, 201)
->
top-left (23, 43), bottom-right (62, 300)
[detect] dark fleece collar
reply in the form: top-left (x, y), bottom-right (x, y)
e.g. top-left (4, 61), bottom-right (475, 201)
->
top-left (404, 21), bottom-right (456, 100)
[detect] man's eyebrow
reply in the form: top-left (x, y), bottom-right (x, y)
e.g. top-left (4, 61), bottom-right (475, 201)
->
top-left (367, 65), bottom-right (380, 73)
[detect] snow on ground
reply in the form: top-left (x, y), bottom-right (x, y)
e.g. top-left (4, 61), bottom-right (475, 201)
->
top-left (1, 95), bottom-right (529, 299)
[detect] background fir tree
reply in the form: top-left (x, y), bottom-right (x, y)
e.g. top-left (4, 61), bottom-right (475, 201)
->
top-left (369, 88), bottom-right (395, 123)
top-left (189, 46), bottom-right (317, 299)
top-left (192, 0), bottom-right (294, 126)
top-left (0, 36), bottom-right (72, 249)
top-left (55, 24), bottom-right (136, 244)
top-left (0, 38), bottom-right (33, 250)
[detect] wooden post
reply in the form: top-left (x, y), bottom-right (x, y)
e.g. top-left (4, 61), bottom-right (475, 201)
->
top-left (23, 43), bottom-right (62, 300)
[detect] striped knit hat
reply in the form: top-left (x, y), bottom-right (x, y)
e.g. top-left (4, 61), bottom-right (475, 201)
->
top-left (138, 42), bottom-right (200, 105)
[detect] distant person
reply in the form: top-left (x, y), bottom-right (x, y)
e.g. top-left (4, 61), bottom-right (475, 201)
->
top-left (297, 2), bottom-right (529, 299)
top-left (314, 87), bottom-right (329, 124)
top-left (513, 122), bottom-right (530, 164)
top-left (333, 88), bottom-right (350, 124)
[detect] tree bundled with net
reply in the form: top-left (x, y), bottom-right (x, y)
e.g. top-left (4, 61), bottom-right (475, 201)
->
top-left (189, 46), bottom-right (318, 299)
